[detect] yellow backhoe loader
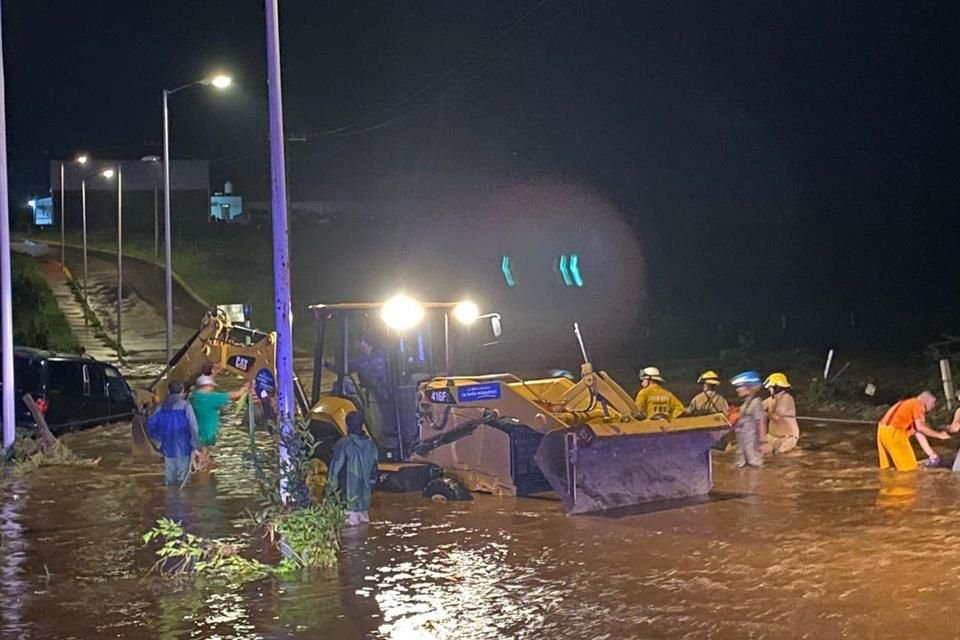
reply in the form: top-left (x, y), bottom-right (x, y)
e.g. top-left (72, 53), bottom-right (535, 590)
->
top-left (305, 298), bottom-right (729, 514)
top-left (144, 301), bottom-right (728, 515)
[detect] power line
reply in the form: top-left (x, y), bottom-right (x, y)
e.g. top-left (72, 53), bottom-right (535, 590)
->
top-left (301, 0), bottom-right (562, 140)
top-left (211, 0), bottom-right (577, 165)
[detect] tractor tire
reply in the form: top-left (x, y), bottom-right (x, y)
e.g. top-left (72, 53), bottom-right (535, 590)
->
top-left (422, 477), bottom-right (472, 502)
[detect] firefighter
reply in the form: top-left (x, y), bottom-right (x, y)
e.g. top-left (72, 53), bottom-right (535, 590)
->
top-left (761, 372), bottom-right (800, 454)
top-left (731, 370), bottom-right (765, 468)
top-left (687, 370), bottom-right (730, 416)
top-left (634, 367), bottom-right (684, 418)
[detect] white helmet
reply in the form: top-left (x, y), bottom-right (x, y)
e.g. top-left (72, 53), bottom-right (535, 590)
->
top-left (639, 366), bottom-right (665, 382)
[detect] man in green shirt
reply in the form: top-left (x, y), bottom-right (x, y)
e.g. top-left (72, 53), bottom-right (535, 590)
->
top-left (190, 375), bottom-right (248, 448)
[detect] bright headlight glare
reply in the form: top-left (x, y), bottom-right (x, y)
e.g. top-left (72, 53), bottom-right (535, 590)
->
top-left (381, 294), bottom-right (425, 331)
top-left (452, 300), bottom-right (480, 325)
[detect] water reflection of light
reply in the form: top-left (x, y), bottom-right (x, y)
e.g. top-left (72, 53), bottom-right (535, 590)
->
top-left (198, 589), bottom-right (260, 639)
top-left (0, 485), bottom-right (28, 637)
top-left (374, 541), bottom-right (565, 639)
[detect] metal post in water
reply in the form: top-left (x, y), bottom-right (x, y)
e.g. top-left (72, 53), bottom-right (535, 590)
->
top-left (0, 3), bottom-right (15, 451)
top-left (265, 0), bottom-right (298, 504)
top-left (940, 359), bottom-right (955, 411)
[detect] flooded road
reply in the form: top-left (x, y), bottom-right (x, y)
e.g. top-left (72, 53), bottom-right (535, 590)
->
top-left (4, 411), bottom-right (960, 639)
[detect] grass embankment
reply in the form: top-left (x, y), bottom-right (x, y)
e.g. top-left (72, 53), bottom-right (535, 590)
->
top-left (12, 254), bottom-right (80, 353)
top-left (49, 228), bottom-right (276, 330)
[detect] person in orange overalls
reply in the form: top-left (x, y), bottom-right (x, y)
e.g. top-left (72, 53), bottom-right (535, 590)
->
top-left (877, 391), bottom-right (948, 470)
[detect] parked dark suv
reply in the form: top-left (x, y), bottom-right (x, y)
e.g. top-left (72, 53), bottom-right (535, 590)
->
top-left (3, 347), bottom-right (136, 433)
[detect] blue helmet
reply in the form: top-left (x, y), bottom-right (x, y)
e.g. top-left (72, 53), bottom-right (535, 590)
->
top-left (730, 370), bottom-right (762, 387)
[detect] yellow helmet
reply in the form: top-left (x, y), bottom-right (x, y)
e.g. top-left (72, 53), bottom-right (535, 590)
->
top-left (763, 372), bottom-right (791, 389)
top-left (697, 370), bottom-right (721, 385)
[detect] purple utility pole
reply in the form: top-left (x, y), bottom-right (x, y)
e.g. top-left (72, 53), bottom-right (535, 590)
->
top-left (0, 1), bottom-right (13, 451)
top-left (265, 0), bottom-right (296, 501)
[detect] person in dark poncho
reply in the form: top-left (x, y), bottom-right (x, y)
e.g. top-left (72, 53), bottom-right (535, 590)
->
top-left (325, 411), bottom-right (379, 526)
top-left (147, 381), bottom-right (200, 486)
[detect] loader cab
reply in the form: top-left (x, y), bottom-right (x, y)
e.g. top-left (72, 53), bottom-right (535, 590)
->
top-left (306, 299), bottom-right (501, 463)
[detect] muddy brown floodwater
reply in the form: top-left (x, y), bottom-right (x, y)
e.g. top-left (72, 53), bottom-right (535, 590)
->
top-left (4, 407), bottom-right (960, 639)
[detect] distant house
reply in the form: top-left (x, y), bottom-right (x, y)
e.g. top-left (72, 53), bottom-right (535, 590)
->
top-left (209, 181), bottom-right (243, 222)
top-left (28, 196), bottom-right (54, 226)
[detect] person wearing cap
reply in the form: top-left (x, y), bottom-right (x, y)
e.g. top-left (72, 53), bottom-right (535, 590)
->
top-left (147, 381), bottom-right (200, 486)
top-left (731, 371), bottom-right (765, 468)
top-left (877, 391), bottom-right (948, 471)
top-left (761, 372), bottom-right (800, 455)
top-left (189, 374), bottom-right (249, 450)
top-left (634, 366), bottom-right (684, 419)
top-left (686, 370), bottom-right (730, 416)
top-left (325, 411), bottom-right (380, 526)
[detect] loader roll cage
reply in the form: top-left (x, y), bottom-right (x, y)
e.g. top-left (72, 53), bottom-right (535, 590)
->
top-left (306, 301), bottom-right (501, 459)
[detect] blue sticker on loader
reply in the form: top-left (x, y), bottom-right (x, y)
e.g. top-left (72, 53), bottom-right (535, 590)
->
top-left (457, 382), bottom-right (502, 403)
top-left (254, 368), bottom-right (276, 398)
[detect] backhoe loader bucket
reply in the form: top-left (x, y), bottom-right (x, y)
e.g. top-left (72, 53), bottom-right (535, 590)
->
top-left (534, 418), bottom-right (728, 515)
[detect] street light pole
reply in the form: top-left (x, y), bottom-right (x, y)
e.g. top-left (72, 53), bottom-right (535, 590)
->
top-left (160, 74), bottom-right (231, 365)
top-left (81, 177), bottom-right (88, 309)
top-left (0, 1), bottom-right (15, 450)
top-left (265, 0), bottom-right (298, 504)
top-left (161, 90), bottom-right (173, 364)
top-left (101, 166), bottom-right (122, 359)
top-left (153, 175), bottom-right (159, 260)
top-left (59, 161), bottom-right (66, 267)
top-left (116, 165), bottom-right (123, 359)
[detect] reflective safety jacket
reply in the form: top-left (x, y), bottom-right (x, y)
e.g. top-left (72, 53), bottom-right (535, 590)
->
top-left (634, 383), bottom-right (685, 418)
top-left (687, 390), bottom-right (730, 416)
top-left (763, 392), bottom-right (799, 439)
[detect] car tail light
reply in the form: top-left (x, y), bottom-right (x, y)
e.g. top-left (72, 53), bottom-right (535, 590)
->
top-left (35, 397), bottom-right (49, 414)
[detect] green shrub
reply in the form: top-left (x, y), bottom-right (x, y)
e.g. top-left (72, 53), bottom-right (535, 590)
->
top-left (11, 255), bottom-right (79, 352)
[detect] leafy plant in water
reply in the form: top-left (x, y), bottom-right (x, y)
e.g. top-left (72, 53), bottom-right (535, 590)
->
top-left (145, 417), bottom-right (345, 581)
top-left (143, 517), bottom-right (271, 583)
top-left (251, 417), bottom-right (345, 572)
top-left (268, 499), bottom-right (346, 573)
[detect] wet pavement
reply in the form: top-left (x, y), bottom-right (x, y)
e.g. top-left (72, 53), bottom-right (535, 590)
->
top-left (5, 407), bottom-right (960, 639)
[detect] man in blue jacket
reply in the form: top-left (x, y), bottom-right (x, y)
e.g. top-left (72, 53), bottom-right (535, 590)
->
top-left (325, 411), bottom-right (379, 526)
top-left (148, 381), bottom-right (200, 486)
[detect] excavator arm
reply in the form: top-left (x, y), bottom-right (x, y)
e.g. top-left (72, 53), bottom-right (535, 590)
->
top-left (135, 310), bottom-right (307, 414)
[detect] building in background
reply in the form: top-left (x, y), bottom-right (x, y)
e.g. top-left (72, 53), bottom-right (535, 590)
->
top-left (27, 196), bottom-right (54, 226)
top-left (209, 181), bottom-right (243, 222)
top-left (48, 159), bottom-right (210, 238)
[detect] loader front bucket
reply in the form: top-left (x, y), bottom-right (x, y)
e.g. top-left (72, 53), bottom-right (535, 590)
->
top-left (534, 420), bottom-right (728, 515)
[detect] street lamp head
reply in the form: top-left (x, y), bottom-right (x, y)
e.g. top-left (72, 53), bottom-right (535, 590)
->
top-left (75, 154), bottom-right (88, 165)
top-left (208, 74), bottom-right (232, 90)
top-left (27, 199), bottom-right (36, 208)
top-left (140, 155), bottom-right (162, 163)
top-left (101, 168), bottom-right (115, 179)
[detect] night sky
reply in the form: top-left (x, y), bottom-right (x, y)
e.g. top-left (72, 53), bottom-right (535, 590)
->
top-left (5, 1), bottom-right (960, 348)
